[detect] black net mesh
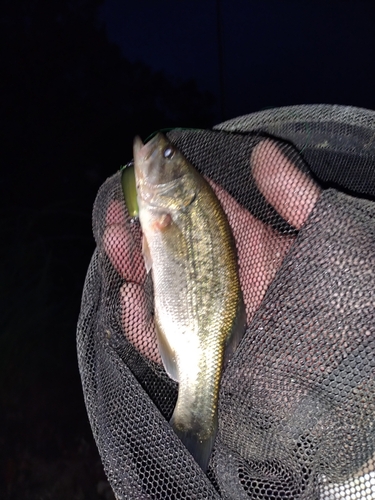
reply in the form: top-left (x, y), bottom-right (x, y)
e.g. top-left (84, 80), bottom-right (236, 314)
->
top-left (77, 104), bottom-right (375, 499)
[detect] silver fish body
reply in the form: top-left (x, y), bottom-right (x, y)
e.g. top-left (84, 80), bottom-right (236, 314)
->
top-left (133, 133), bottom-right (245, 471)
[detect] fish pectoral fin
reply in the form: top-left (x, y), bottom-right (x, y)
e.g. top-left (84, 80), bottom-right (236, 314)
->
top-left (155, 322), bottom-right (179, 382)
top-left (142, 234), bottom-right (153, 273)
top-left (223, 295), bottom-right (247, 370)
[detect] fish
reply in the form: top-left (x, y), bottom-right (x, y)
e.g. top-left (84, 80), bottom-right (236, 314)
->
top-left (133, 132), bottom-right (245, 472)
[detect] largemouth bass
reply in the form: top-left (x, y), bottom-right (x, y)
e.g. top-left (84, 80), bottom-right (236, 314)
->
top-left (133, 132), bottom-right (245, 472)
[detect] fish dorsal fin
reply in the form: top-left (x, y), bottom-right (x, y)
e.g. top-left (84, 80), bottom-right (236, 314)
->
top-left (155, 322), bottom-right (179, 382)
top-left (142, 234), bottom-right (153, 273)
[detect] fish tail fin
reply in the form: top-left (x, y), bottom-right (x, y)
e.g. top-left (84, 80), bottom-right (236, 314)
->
top-left (170, 415), bottom-right (218, 472)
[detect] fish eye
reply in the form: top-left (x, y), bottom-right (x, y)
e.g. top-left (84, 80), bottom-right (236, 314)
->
top-left (163, 147), bottom-right (174, 159)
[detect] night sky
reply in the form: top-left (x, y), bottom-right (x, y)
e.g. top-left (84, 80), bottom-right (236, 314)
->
top-left (99, 0), bottom-right (375, 119)
top-left (1, 0), bottom-right (375, 498)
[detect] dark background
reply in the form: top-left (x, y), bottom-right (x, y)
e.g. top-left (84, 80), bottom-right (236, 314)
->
top-left (1, 0), bottom-right (375, 498)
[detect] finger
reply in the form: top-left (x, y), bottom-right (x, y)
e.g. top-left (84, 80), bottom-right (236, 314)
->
top-left (208, 179), bottom-right (295, 323)
top-left (104, 200), bottom-right (159, 362)
top-left (103, 201), bottom-right (145, 283)
top-left (120, 282), bottom-right (161, 364)
top-left (251, 139), bottom-right (321, 229)
top-left (105, 199), bottom-right (128, 227)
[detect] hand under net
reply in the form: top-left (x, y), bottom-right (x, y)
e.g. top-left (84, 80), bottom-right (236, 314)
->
top-left (77, 105), bottom-right (375, 500)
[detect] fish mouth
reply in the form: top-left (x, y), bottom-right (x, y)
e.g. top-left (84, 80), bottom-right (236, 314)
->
top-left (133, 133), bottom-right (166, 180)
top-left (134, 134), bottom-right (161, 162)
top-left (133, 135), bottom-right (158, 185)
